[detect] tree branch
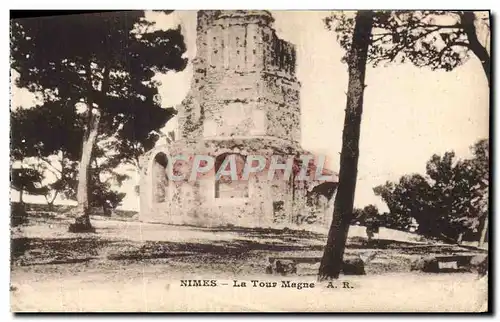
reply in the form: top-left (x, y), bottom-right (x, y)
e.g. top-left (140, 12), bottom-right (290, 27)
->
top-left (436, 40), bottom-right (471, 62)
top-left (45, 189), bottom-right (59, 205)
top-left (371, 33), bottom-right (392, 43)
top-left (39, 156), bottom-right (62, 177)
top-left (414, 23), bottom-right (462, 29)
top-left (459, 11), bottom-right (490, 86)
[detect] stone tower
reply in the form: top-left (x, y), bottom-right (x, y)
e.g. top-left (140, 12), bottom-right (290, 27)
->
top-left (139, 11), bottom-right (337, 228)
top-left (178, 10), bottom-right (301, 144)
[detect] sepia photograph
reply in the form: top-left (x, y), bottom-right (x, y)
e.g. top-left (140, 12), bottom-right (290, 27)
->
top-left (9, 9), bottom-right (490, 312)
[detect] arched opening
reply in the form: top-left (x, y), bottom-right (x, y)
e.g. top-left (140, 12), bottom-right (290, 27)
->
top-left (310, 182), bottom-right (338, 201)
top-left (214, 153), bottom-right (249, 199)
top-left (303, 182), bottom-right (338, 225)
top-left (152, 152), bottom-right (168, 203)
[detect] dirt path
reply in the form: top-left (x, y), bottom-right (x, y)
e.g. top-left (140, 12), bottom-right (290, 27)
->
top-left (10, 216), bottom-right (488, 312)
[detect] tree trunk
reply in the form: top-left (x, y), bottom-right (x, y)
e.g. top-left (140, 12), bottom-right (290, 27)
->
top-left (461, 11), bottom-right (490, 87)
top-left (318, 11), bottom-right (374, 280)
top-left (46, 191), bottom-right (58, 211)
top-left (479, 215), bottom-right (488, 248)
top-left (19, 187), bottom-right (24, 204)
top-left (69, 64), bottom-right (110, 233)
top-left (19, 162), bottom-right (24, 204)
top-left (69, 108), bottom-right (101, 232)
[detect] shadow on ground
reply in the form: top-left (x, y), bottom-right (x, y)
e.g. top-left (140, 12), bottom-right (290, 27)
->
top-left (11, 236), bottom-right (320, 266)
top-left (10, 217), bottom-right (486, 273)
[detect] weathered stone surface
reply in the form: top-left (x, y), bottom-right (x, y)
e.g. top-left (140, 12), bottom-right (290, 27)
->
top-left (414, 256), bottom-right (446, 273)
top-left (274, 260), bottom-right (298, 276)
top-left (410, 257), bottom-right (427, 271)
top-left (177, 11), bottom-right (300, 143)
top-left (411, 254), bottom-right (487, 273)
top-left (266, 255), bottom-right (366, 276)
top-left (470, 254), bottom-right (488, 275)
top-left (342, 255), bottom-right (366, 275)
top-left (139, 11), bottom-right (338, 228)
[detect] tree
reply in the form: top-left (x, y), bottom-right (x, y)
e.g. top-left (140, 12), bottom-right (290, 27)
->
top-left (318, 10), bottom-right (489, 278)
top-left (327, 11), bottom-right (490, 86)
top-left (374, 174), bottom-right (434, 235)
top-left (11, 11), bottom-right (187, 231)
top-left (373, 181), bottom-right (418, 232)
top-left (10, 103), bottom-right (81, 208)
top-left (378, 211), bottom-right (415, 232)
top-left (351, 204), bottom-right (379, 225)
top-left (11, 105), bottom-right (127, 212)
top-left (10, 167), bottom-right (47, 203)
top-left (88, 148), bottom-right (128, 214)
top-left (351, 204), bottom-right (381, 242)
top-left (362, 204), bottom-right (379, 218)
top-left (459, 139), bottom-right (489, 246)
top-left (11, 102), bottom-right (139, 214)
top-left (318, 10), bottom-right (374, 280)
top-left (374, 139), bottom-right (489, 243)
top-left (350, 207), bottom-right (365, 225)
top-left (473, 139), bottom-right (489, 247)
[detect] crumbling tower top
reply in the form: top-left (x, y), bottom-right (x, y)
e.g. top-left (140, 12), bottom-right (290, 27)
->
top-left (193, 10), bottom-right (296, 76)
top-left (178, 10), bottom-right (301, 143)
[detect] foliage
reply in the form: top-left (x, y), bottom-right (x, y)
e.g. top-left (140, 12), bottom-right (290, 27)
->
top-left (89, 180), bottom-right (126, 213)
top-left (10, 11), bottom-right (186, 142)
top-left (373, 139), bottom-right (489, 241)
top-left (10, 101), bottom-right (84, 161)
top-left (11, 108), bottom-right (80, 203)
top-left (88, 151), bottom-right (128, 211)
top-left (326, 11), bottom-right (490, 84)
top-left (351, 204), bottom-right (379, 225)
top-left (10, 11), bottom-right (188, 211)
top-left (10, 167), bottom-right (48, 197)
top-left (351, 204), bottom-right (385, 239)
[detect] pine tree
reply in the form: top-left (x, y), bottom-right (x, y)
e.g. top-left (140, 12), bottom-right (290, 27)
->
top-left (11, 11), bottom-right (187, 231)
top-left (318, 10), bottom-right (374, 280)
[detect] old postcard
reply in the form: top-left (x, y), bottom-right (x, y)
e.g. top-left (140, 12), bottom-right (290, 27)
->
top-left (10, 10), bottom-right (489, 312)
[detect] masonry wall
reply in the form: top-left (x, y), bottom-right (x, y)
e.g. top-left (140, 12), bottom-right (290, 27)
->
top-left (139, 11), bottom-right (335, 229)
top-left (141, 176), bottom-right (275, 227)
top-left (177, 10), bottom-right (301, 143)
top-left (139, 143), bottom-right (334, 228)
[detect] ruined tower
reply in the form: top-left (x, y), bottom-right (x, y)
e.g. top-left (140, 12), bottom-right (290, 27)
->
top-left (178, 10), bottom-right (301, 143)
top-left (139, 11), bottom-right (336, 228)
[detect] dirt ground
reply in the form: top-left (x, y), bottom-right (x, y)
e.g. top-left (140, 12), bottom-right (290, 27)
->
top-left (10, 214), bottom-right (488, 312)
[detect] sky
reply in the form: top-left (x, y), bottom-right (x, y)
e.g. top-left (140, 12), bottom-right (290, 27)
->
top-left (10, 11), bottom-right (490, 212)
